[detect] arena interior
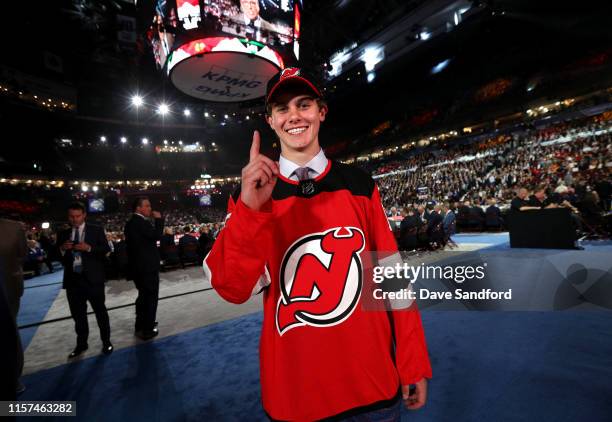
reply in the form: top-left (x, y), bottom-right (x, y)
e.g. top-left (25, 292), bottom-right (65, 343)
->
top-left (1, 0), bottom-right (611, 421)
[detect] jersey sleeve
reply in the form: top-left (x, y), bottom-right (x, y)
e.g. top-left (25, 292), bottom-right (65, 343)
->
top-left (203, 194), bottom-right (273, 304)
top-left (368, 183), bottom-right (433, 385)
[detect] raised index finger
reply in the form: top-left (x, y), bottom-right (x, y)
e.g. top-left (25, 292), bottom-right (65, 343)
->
top-left (249, 130), bottom-right (260, 162)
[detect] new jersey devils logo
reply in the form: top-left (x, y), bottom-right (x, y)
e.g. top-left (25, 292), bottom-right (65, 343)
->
top-left (280, 67), bottom-right (300, 80)
top-left (276, 227), bottom-right (365, 336)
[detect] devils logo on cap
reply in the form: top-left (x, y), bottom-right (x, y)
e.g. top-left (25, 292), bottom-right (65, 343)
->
top-left (280, 67), bottom-right (300, 80)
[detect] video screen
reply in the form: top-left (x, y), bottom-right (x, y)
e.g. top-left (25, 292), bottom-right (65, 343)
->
top-left (149, 0), bottom-right (300, 69)
top-left (217, 0), bottom-right (296, 46)
top-left (88, 198), bottom-right (105, 213)
top-left (199, 194), bottom-right (212, 206)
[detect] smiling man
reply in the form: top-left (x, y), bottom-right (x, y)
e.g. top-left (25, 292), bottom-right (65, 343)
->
top-left (204, 68), bottom-right (432, 421)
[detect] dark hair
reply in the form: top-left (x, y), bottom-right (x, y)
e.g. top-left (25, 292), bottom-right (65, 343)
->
top-left (184, 225), bottom-right (192, 233)
top-left (535, 184), bottom-right (547, 193)
top-left (132, 196), bottom-right (150, 212)
top-left (68, 202), bottom-right (86, 213)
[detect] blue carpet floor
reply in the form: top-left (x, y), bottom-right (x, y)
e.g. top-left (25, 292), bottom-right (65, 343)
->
top-left (20, 310), bottom-right (612, 422)
top-left (453, 232), bottom-right (510, 246)
top-left (16, 249), bottom-right (612, 421)
top-left (19, 270), bottom-right (64, 348)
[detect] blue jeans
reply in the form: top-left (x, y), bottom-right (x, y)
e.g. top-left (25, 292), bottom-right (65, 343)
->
top-left (338, 396), bottom-right (402, 422)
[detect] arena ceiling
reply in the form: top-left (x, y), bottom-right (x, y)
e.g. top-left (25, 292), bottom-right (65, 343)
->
top-left (1, 0), bottom-right (611, 178)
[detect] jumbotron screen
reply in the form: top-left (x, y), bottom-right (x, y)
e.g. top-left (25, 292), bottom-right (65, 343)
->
top-left (88, 198), bottom-right (105, 213)
top-left (149, 0), bottom-right (302, 102)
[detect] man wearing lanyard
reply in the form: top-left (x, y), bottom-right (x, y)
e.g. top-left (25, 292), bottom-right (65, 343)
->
top-left (59, 202), bottom-right (113, 358)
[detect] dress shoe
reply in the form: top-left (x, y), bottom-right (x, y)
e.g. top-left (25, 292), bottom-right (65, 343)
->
top-left (102, 343), bottom-right (114, 355)
top-left (68, 344), bottom-right (88, 359)
top-left (135, 329), bottom-right (159, 341)
top-left (16, 379), bottom-right (26, 395)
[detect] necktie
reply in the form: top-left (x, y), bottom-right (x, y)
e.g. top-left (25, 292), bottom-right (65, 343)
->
top-left (73, 228), bottom-right (83, 274)
top-left (294, 167), bottom-right (311, 181)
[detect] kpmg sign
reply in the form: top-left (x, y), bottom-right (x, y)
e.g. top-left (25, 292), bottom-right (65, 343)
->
top-left (168, 37), bottom-right (283, 102)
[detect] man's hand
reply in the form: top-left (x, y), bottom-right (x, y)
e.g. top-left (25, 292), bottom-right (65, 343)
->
top-left (73, 242), bottom-right (92, 252)
top-left (61, 240), bottom-right (74, 251)
top-left (402, 378), bottom-right (428, 410)
top-left (152, 211), bottom-right (162, 219)
top-left (241, 131), bottom-right (279, 211)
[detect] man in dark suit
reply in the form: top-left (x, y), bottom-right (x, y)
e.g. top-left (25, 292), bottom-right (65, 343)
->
top-left (124, 196), bottom-right (164, 340)
top-left (198, 225), bottom-right (215, 260)
top-left (58, 202), bottom-right (112, 358)
top-left (485, 198), bottom-right (503, 230)
top-left (178, 225), bottom-right (200, 265)
top-left (0, 218), bottom-right (27, 394)
top-left (399, 208), bottom-right (419, 251)
top-left (0, 266), bottom-right (19, 401)
top-left (442, 205), bottom-right (456, 236)
top-left (231, 0), bottom-right (276, 37)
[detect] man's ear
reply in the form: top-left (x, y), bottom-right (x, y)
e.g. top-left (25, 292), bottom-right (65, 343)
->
top-left (319, 104), bottom-right (328, 122)
top-left (266, 114), bottom-right (273, 128)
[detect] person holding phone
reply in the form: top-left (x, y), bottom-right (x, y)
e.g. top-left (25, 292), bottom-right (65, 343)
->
top-left (58, 202), bottom-right (112, 358)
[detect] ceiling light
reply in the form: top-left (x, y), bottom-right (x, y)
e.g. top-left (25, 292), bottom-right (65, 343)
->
top-left (157, 103), bottom-right (170, 115)
top-left (131, 95), bottom-right (143, 107)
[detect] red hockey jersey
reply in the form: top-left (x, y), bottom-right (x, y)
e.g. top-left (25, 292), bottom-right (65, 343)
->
top-left (204, 161), bottom-right (432, 421)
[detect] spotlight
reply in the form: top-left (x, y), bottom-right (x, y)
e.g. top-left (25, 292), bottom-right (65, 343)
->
top-left (100, 136), bottom-right (106, 142)
top-left (41, 222), bottom-right (50, 229)
top-left (179, 140), bottom-right (183, 145)
top-left (246, 115), bottom-right (250, 120)
top-left (93, 186), bottom-right (99, 192)
top-left (362, 45), bottom-right (384, 72)
top-left (131, 95), bottom-right (143, 107)
top-left (184, 108), bottom-right (191, 116)
top-left (224, 114), bottom-right (229, 119)
top-left (120, 137), bottom-right (127, 144)
top-left (204, 112), bottom-right (209, 117)
top-left (81, 185), bottom-right (89, 192)
top-left (367, 72), bottom-right (376, 83)
top-left (431, 59), bottom-right (451, 74)
top-left (142, 138), bottom-right (148, 145)
top-left (163, 139), bottom-right (168, 145)
top-left (157, 103), bottom-right (170, 115)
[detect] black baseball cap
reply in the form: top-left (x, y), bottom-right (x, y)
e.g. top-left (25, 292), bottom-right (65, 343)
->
top-left (266, 67), bottom-right (322, 105)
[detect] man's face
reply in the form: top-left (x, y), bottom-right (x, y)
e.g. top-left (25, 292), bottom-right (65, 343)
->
top-left (535, 190), bottom-right (546, 200)
top-left (136, 200), bottom-right (152, 217)
top-left (518, 188), bottom-right (528, 199)
top-left (241, 0), bottom-right (260, 21)
top-left (68, 209), bottom-right (86, 228)
top-left (267, 93), bottom-right (327, 157)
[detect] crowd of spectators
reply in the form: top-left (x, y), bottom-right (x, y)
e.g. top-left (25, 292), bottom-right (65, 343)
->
top-left (8, 116), bottom-right (612, 273)
top-left (369, 118), bottom-right (611, 218)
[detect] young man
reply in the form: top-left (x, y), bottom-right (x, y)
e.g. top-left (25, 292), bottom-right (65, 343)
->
top-left (204, 68), bottom-right (431, 421)
top-left (58, 202), bottom-right (113, 357)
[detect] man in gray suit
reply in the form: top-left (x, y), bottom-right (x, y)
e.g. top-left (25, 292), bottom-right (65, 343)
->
top-left (0, 218), bottom-right (27, 394)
